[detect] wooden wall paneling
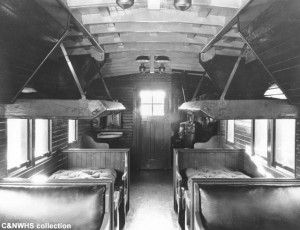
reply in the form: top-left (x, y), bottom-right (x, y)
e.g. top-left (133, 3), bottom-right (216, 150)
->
top-left (239, 0), bottom-right (300, 104)
top-left (0, 119), bottom-right (7, 178)
top-left (0, 0), bottom-right (67, 103)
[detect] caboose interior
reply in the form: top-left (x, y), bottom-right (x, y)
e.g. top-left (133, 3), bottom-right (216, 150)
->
top-left (0, 0), bottom-right (300, 230)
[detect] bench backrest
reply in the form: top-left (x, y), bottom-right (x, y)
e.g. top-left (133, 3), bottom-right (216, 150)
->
top-left (63, 148), bottom-right (129, 173)
top-left (192, 179), bottom-right (300, 230)
top-left (0, 179), bottom-right (113, 230)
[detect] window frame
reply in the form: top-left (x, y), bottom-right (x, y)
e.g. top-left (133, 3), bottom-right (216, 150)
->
top-left (33, 119), bottom-right (52, 162)
top-left (252, 118), bottom-right (296, 175)
top-left (226, 120), bottom-right (235, 144)
top-left (7, 119), bottom-right (52, 175)
top-left (68, 119), bottom-right (78, 144)
top-left (272, 119), bottom-right (296, 173)
top-left (139, 90), bottom-right (166, 118)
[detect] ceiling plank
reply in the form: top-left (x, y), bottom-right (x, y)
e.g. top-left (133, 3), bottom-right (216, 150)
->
top-left (81, 9), bottom-right (226, 27)
top-left (0, 99), bottom-right (125, 119)
top-left (66, 0), bottom-right (245, 9)
top-left (179, 100), bottom-right (300, 119)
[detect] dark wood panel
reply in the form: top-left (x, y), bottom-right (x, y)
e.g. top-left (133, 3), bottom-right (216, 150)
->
top-left (0, 0), bottom-right (67, 103)
top-left (239, 0), bottom-right (300, 104)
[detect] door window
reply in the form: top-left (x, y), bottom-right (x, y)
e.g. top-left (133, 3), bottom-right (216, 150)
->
top-left (140, 90), bottom-right (165, 117)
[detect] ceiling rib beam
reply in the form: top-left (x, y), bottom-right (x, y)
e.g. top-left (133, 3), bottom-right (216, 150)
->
top-left (201, 0), bottom-right (252, 53)
top-left (81, 10), bottom-right (226, 27)
top-left (220, 44), bottom-right (247, 100)
top-left (66, 42), bottom-right (244, 54)
top-left (67, 46), bottom-right (242, 57)
top-left (72, 23), bottom-right (240, 38)
top-left (64, 35), bottom-right (244, 48)
top-left (60, 43), bottom-right (86, 99)
top-left (179, 100), bottom-right (300, 119)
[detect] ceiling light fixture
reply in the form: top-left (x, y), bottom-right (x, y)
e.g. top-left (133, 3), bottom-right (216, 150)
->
top-left (174, 0), bottom-right (191, 11)
top-left (139, 63), bottom-right (146, 73)
top-left (155, 56), bottom-right (170, 63)
top-left (116, 0), bottom-right (134, 9)
top-left (159, 64), bottom-right (165, 74)
top-left (136, 55), bottom-right (150, 62)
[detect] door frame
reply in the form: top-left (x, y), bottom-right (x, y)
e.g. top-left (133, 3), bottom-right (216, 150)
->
top-left (133, 81), bottom-right (172, 169)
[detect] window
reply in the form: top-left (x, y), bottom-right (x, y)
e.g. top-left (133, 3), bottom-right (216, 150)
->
top-left (68, 120), bottom-right (77, 143)
top-left (226, 120), bottom-right (234, 143)
top-left (7, 119), bottom-right (29, 170)
top-left (254, 120), bottom-right (268, 159)
top-left (34, 119), bottom-right (49, 158)
top-left (274, 119), bottom-right (295, 171)
top-left (140, 90), bottom-right (165, 116)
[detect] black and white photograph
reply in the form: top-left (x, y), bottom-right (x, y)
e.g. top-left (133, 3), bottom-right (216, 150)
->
top-left (0, 0), bottom-right (300, 229)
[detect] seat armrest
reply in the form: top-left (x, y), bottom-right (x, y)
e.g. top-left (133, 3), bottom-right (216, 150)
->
top-left (100, 213), bottom-right (110, 230)
top-left (122, 171), bottom-right (128, 181)
top-left (195, 212), bottom-right (205, 230)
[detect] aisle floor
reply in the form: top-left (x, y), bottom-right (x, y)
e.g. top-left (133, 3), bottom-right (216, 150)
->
top-left (124, 170), bottom-right (179, 230)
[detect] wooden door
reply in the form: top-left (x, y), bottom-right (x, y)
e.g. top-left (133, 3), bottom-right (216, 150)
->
top-left (136, 87), bottom-right (171, 169)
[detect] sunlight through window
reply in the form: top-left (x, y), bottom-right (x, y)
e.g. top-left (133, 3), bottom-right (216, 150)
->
top-left (34, 119), bottom-right (49, 158)
top-left (68, 120), bottom-right (77, 143)
top-left (7, 119), bottom-right (28, 169)
top-left (140, 90), bottom-right (165, 116)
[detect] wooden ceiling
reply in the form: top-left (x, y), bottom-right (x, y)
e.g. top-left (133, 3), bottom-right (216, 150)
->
top-left (62, 0), bottom-right (249, 77)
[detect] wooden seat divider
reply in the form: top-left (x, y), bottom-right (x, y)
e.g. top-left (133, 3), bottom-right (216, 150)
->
top-left (173, 148), bottom-right (263, 229)
top-left (62, 148), bottom-right (130, 229)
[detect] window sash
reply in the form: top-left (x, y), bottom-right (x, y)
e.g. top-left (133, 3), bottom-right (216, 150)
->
top-left (226, 120), bottom-right (234, 143)
top-left (7, 119), bottom-right (29, 170)
top-left (68, 120), bottom-right (77, 143)
top-left (34, 119), bottom-right (49, 158)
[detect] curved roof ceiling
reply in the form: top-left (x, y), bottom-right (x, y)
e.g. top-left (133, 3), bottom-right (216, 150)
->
top-left (62, 0), bottom-right (249, 77)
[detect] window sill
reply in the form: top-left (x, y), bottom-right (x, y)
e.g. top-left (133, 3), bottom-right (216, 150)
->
top-left (7, 155), bottom-right (53, 178)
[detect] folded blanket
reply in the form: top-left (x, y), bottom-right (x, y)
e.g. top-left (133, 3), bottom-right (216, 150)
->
top-left (49, 168), bottom-right (117, 180)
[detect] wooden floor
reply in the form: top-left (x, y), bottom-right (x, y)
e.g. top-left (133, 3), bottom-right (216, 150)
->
top-left (124, 170), bottom-right (179, 230)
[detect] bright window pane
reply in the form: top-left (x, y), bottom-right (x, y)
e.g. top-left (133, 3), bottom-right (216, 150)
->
top-left (153, 104), bottom-right (164, 116)
top-left (34, 119), bottom-right (49, 158)
top-left (140, 104), bottom-right (152, 116)
top-left (254, 120), bottom-right (268, 158)
top-left (140, 91), bottom-right (152, 103)
top-left (68, 120), bottom-right (77, 143)
top-left (227, 120), bottom-right (234, 143)
top-left (275, 119), bottom-right (295, 170)
top-left (140, 90), bottom-right (165, 116)
top-left (7, 119), bottom-right (28, 169)
top-left (153, 91), bottom-right (165, 103)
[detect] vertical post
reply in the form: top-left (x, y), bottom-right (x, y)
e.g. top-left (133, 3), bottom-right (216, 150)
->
top-left (60, 43), bottom-right (86, 99)
top-left (220, 44), bottom-right (247, 100)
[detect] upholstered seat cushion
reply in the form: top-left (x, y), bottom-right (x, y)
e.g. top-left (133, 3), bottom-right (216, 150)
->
top-left (0, 185), bottom-right (106, 230)
top-left (199, 185), bottom-right (300, 230)
top-left (185, 167), bottom-right (250, 191)
top-left (49, 168), bottom-right (117, 180)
